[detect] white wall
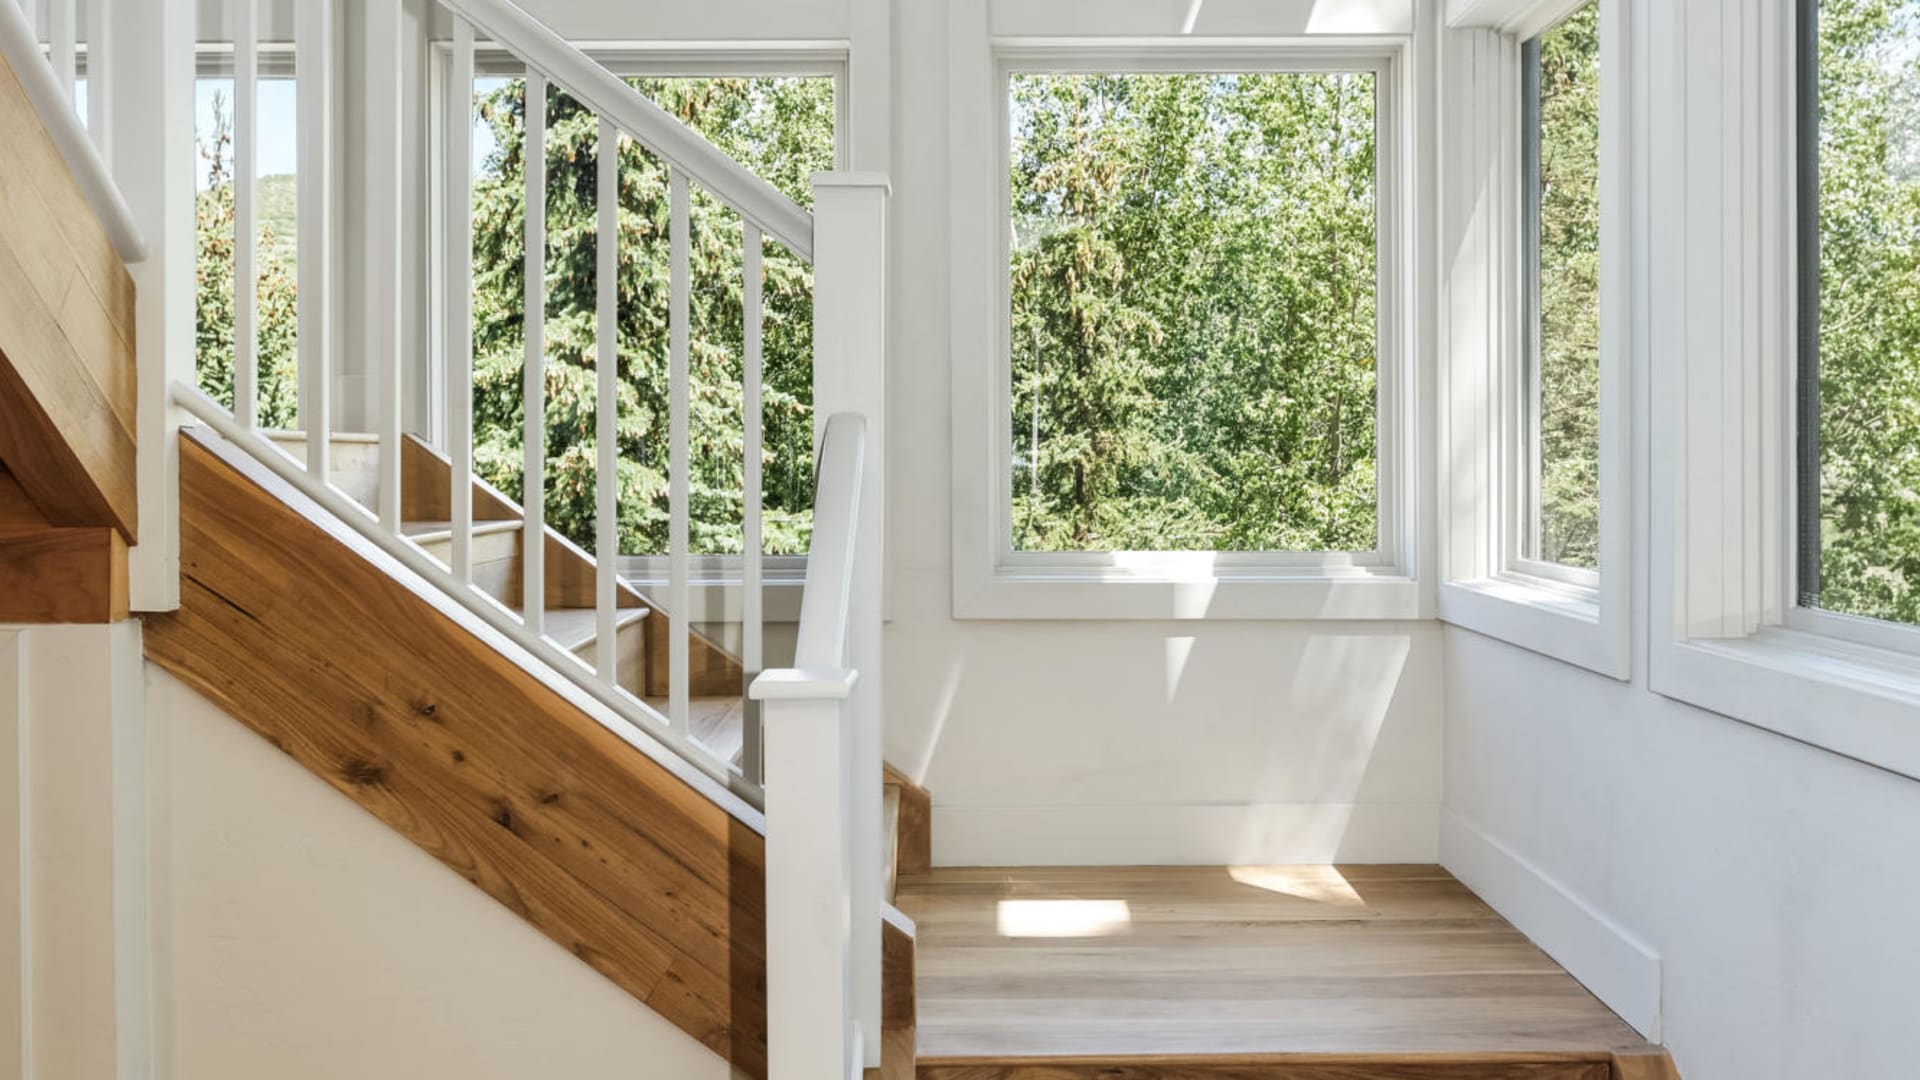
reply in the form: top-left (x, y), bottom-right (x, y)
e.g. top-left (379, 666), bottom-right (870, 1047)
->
top-left (883, 0), bottom-right (1446, 866)
top-left (1445, 630), bottom-right (1920, 1080)
top-left (147, 667), bottom-right (740, 1080)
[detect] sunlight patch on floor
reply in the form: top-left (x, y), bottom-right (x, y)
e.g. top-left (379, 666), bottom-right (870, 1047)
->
top-left (995, 899), bottom-right (1133, 938)
top-left (1228, 864), bottom-right (1365, 906)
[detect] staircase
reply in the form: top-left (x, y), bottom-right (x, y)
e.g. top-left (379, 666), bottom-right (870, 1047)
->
top-left (1, 0), bottom-right (1695, 1077)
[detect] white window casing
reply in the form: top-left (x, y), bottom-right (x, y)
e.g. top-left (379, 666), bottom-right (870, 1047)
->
top-left (1646, 0), bottom-right (1920, 782)
top-left (1436, 0), bottom-right (1630, 678)
top-left (947, 3), bottom-right (1431, 621)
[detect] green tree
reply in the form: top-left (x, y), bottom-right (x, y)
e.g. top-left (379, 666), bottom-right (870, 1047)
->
top-left (1009, 72), bottom-right (1379, 553)
top-left (1533, 5), bottom-right (1602, 569)
top-left (1812, 0), bottom-right (1920, 621)
top-left (195, 90), bottom-right (300, 427)
top-left (468, 77), bottom-right (833, 557)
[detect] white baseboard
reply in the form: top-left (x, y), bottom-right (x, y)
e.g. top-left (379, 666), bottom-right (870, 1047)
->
top-left (932, 802), bottom-right (1439, 866)
top-left (1439, 810), bottom-right (1662, 1040)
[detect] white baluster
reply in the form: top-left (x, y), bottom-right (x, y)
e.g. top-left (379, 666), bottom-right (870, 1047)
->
top-left (446, 17), bottom-right (474, 579)
top-left (366, 0), bottom-right (402, 533)
top-left (669, 170), bottom-right (690, 734)
top-left (296, 0), bottom-right (332, 482)
top-left (523, 72), bottom-right (547, 637)
top-left (82, 0), bottom-right (105, 157)
top-left (741, 222), bottom-right (764, 783)
top-left (594, 116), bottom-right (618, 680)
top-left (47, 0), bottom-right (70, 103)
top-left (231, 0), bottom-right (255, 428)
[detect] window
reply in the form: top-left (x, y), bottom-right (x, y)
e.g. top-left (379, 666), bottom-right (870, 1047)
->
top-left (1521, 4), bottom-right (1601, 577)
top-left (1436, 0), bottom-right (1625, 676)
top-left (1007, 70), bottom-right (1381, 555)
top-left (459, 68), bottom-right (837, 561)
top-left (952, 38), bottom-right (1417, 621)
top-left (1796, 0), bottom-right (1920, 628)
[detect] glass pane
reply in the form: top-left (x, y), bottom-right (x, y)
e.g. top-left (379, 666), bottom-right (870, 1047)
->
top-left (193, 75), bottom-right (300, 428)
top-left (1803, 0), bottom-right (1920, 621)
top-left (1524, 3), bottom-right (1601, 571)
top-left (1008, 72), bottom-right (1379, 554)
top-left (466, 75), bottom-right (834, 559)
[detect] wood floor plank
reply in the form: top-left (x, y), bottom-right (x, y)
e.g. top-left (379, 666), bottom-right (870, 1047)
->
top-left (897, 866), bottom-right (1656, 1062)
top-left (916, 1054), bottom-right (1615, 1080)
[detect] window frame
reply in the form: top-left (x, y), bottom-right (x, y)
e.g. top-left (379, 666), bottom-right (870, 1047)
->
top-left (1646, 0), bottom-right (1920, 782)
top-left (1436, 0), bottom-right (1628, 678)
top-left (425, 43), bottom-right (848, 587)
top-left (952, 36), bottom-right (1425, 621)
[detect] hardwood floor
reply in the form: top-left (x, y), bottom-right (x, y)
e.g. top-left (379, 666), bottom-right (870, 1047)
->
top-left (897, 865), bottom-right (1672, 1078)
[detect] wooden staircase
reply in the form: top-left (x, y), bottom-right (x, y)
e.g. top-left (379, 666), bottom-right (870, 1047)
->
top-left (266, 429), bottom-right (750, 757)
top-left (149, 426), bottom-right (919, 1077)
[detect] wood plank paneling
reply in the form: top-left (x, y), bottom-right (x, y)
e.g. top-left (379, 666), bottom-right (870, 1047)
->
top-left (147, 434), bottom-right (770, 1074)
top-left (0, 52), bottom-right (137, 541)
top-left (0, 525), bottom-right (127, 622)
top-left (883, 914), bottom-right (917, 1080)
top-left (885, 764), bottom-right (933, 878)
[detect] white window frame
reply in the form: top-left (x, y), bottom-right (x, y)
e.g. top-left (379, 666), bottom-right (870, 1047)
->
top-left (425, 42), bottom-right (848, 589)
top-left (1647, 0), bottom-right (1920, 781)
top-left (1436, 0), bottom-right (1630, 678)
top-left (949, 26), bottom-right (1426, 621)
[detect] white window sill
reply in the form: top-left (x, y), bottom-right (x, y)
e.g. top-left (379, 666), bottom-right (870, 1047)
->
top-left (953, 566), bottom-right (1423, 621)
top-left (1439, 573), bottom-right (1628, 679)
top-left (1651, 628), bottom-right (1920, 782)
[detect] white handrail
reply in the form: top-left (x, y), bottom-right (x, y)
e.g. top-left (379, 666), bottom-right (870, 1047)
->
top-left (0, 0), bottom-right (146, 262)
top-left (438, 0), bottom-right (814, 262)
top-left (786, 412), bottom-right (866, 675)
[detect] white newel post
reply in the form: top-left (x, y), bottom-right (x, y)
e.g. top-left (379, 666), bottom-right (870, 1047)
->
top-left (114, 0), bottom-right (194, 611)
top-left (754, 669), bottom-right (860, 1080)
top-left (809, 172), bottom-right (889, 1070)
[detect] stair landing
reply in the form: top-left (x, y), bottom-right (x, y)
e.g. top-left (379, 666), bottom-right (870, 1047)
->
top-left (897, 865), bottom-right (1675, 1079)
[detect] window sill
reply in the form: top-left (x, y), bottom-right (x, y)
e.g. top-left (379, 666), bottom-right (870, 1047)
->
top-left (953, 566), bottom-right (1423, 621)
top-left (1650, 628), bottom-right (1920, 782)
top-left (1438, 573), bottom-right (1627, 679)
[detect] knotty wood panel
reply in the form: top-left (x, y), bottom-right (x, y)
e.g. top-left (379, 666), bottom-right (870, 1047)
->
top-left (899, 866), bottom-right (1660, 1063)
top-left (884, 764), bottom-right (932, 878)
top-left (147, 434), bottom-right (770, 1074)
top-left (882, 915), bottom-right (917, 1080)
top-left (0, 53), bottom-right (136, 541)
top-left (0, 525), bottom-right (127, 622)
top-left (915, 1053), bottom-right (1617, 1080)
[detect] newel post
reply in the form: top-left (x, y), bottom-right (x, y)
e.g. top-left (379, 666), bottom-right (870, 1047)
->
top-left (753, 669), bottom-right (860, 1080)
top-left (809, 171), bottom-right (889, 1069)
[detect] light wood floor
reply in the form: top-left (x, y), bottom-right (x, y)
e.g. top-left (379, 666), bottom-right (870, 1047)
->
top-left (896, 865), bottom-right (1654, 1061)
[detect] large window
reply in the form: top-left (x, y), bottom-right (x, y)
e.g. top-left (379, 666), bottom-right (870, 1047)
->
top-left (464, 71), bottom-right (836, 559)
top-left (1798, 0), bottom-right (1920, 626)
top-left (1521, 4), bottom-right (1601, 575)
top-left (1006, 68), bottom-right (1381, 555)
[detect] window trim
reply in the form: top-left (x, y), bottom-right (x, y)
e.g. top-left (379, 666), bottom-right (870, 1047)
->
top-left (1646, 0), bottom-right (1920, 782)
top-left (1436, 0), bottom-right (1628, 678)
top-left (950, 32), bottom-right (1425, 621)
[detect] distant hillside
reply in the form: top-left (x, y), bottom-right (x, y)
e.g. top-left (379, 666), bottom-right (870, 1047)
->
top-left (256, 174), bottom-right (297, 266)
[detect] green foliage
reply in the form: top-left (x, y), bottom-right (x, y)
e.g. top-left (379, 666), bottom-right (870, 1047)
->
top-left (194, 91), bottom-right (300, 427)
top-left (1813, 0), bottom-right (1920, 621)
top-left (1009, 72), bottom-right (1379, 553)
top-left (469, 76), bottom-right (833, 557)
top-left (1533, 5), bottom-right (1602, 570)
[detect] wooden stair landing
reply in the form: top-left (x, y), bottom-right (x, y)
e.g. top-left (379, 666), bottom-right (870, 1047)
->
top-left (896, 865), bottom-right (1678, 1080)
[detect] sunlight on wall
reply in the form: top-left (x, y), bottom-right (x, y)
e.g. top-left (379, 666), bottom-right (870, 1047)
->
top-left (996, 900), bottom-right (1133, 938)
top-left (1228, 865), bottom-right (1365, 906)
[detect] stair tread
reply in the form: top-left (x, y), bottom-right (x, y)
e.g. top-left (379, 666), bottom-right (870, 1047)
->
top-left (538, 605), bottom-right (650, 651)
